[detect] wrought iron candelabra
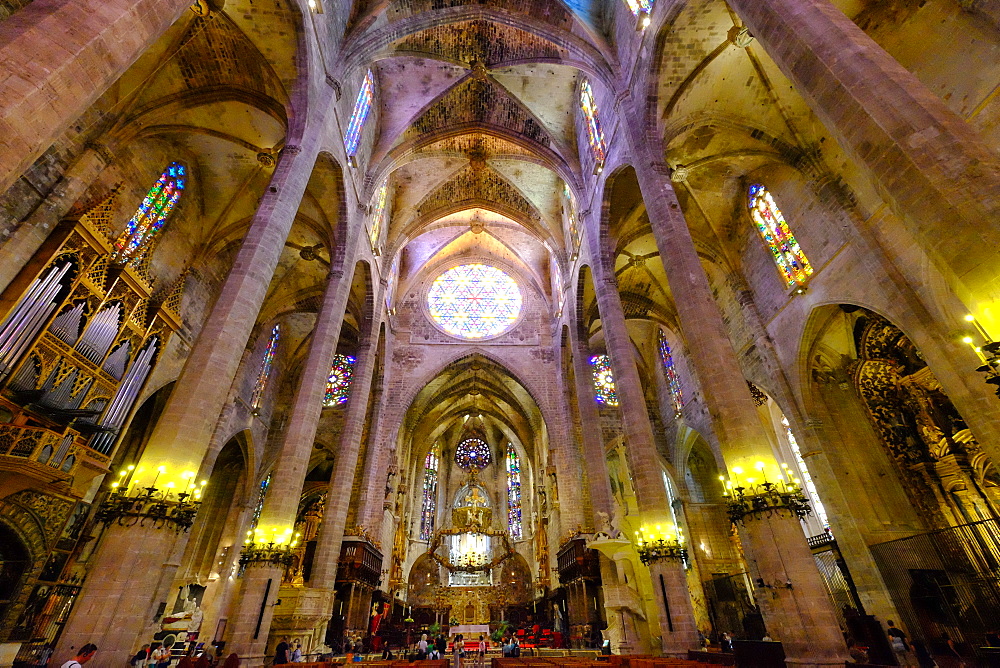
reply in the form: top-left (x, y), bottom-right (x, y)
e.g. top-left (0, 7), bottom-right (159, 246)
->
top-left (725, 479), bottom-right (811, 525)
top-left (238, 540), bottom-right (295, 569)
top-left (635, 536), bottom-right (687, 565)
top-left (96, 485), bottom-right (200, 531)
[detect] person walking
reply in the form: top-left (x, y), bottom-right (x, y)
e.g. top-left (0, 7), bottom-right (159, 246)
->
top-left (887, 620), bottom-right (914, 667)
top-left (59, 643), bottom-right (97, 668)
top-left (417, 634), bottom-right (429, 660)
top-left (436, 633), bottom-right (447, 660)
top-left (476, 635), bottom-right (487, 668)
top-left (131, 644), bottom-right (150, 667)
top-left (452, 634), bottom-right (464, 668)
top-left (274, 636), bottom-right (290, 665)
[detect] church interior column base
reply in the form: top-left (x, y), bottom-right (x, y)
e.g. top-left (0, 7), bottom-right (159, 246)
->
top-left (224, 563), bottom-right (285, 661)
top-left (269, 587), bottom-right (336, 660)
top-left (647, 561), bottom-right (699, 657)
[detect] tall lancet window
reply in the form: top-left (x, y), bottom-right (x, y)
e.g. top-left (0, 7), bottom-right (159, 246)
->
top-left (580, 80), bottom-right (606, 166)
top-left (250, 325), bottom-right (279, 411)
top-left (781, 416), bottom-right (830, 529)
top-left (506, 444), bottom-right (523, 540)
top-left (658, 330), bottom-right (683, 416)
top-left (369, 180), bottom-right (387, 251)
top-left (324, 354), bottom-right (356, 406)
top-left (249, 473), bottom-right (272, 536)
top-left (344, 69), bottom-right (375, 160)
top-left (419, 443), bottom-right (440, 540)
top-left (747, 184), bottom-right (812, 288)
top-left (113, 162), bottom-right (186, 266)
top-left (589, 354), bottom-right (619, 406)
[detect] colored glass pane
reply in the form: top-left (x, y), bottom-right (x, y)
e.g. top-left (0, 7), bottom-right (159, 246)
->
top-left (563, 183), bottom-right (579, 249)
top-left (590, 354), bottom-right (618, 406)
top-left (250, 325), bottom-right (279, 410)
top-left (420, 444), bottom-right (440, 540)
top-left (658, 330), bottom-right (683, 416)
top-left (324, 354), bottom-right (356, 406)
top-left (580, 81), bottom-right (606, 164)
top-left (782, 416), bottom-right (830, 528)
top-left (113, 162), bottom-right (186, 265)
top-left (249, 473), bottom-right (271, 535)
top-left (427, 264), bottom-right (522, 339)
top-left (748, 184), bottom-right (813, 287)
top-left (625, 0), bottom-right (652, 15)
top-left (506, 444), bottom-right (522, 540)
top-left (455, 437), bottom-right (491, 471)
top-left (344, 69), bottom-right (375, 157)
top-left (370, 180), bottom-right (387, 250)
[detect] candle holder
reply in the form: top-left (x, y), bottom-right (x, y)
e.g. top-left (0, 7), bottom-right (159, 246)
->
top-left (635, 537), bottom-right (687, 565)
top-left (975, 340), bottom-right (1000, 397)
top-left (95, 485), bottom-right (201, 531)
top-left (725, 480), bottom-right (812, 525)
top-left (238, 541), bottom-right (295, 571)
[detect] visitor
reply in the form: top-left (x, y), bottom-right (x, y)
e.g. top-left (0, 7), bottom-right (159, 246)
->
top-left (417, 633), bottom-right (429, 660)
top-left (940, 633), bottom-right (966, 667)
top-left (290, 641), bottom-right (302, 662)
top-left (59, 643), bottom-right (97, 668)
top-left (509, 636), bottom-right (520, 658)
top-left (720, 632), bottom-right (734, 653)
top-left (476, 635), bottom-right (487, 668)
top-left (453, 633), bottom-right (464, 668)
top-left (846, 638), bottom-right (868, 664)
top-left (887, 620), bottom-right (914, 666)
top-left (436, 633), bottom-right (448, 659)
top-left (274, 636), bottom-right (290, 665)
top-left (911, 639), bottom-right (936, 668)
top-left (131, 644), bottom-right (150, 667)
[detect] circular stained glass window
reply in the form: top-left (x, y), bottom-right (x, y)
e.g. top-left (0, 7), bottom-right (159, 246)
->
top-left (427, 264), bottom-right (522, 339)
top-left (455, 438), bottom-right (492, 471)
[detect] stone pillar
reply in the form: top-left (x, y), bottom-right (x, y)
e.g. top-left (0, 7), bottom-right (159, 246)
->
top-left (582, 244), bottom-right (699, 656)
top-left (567, 321), bottom-right (614, 525)
top-left (311, 312), bottom-right (383, 589)
top-left (626, 138), bottom-right (848, 663)
top-left (56, 136), bottom-right (322, 660)
top-left (227, 260), bottom-right (355, 657)
top-left (727, 0), bottom-right (1000, 317)
top-left (0, 0), bottom-right (193, 193)
top-left (354, 321), bottom-right (394, 537)
top-left (0, 145), bottom-right (110, 295)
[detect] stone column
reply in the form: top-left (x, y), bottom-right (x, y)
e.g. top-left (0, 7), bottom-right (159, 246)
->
top-left (354, 318), bottom-right (394, 537)
top-left (227, 258), bottom-right (355, 657)
top-left (0, 145), bottom-right (110, 295)
top-left (581, 239), bottom-right (699, 656)
top-left (0, 0), bottom-right (193, 193)
top-left (310, 306), bottom-right (383, 590)
top-left (626, 133), bottom-right (848, 663)
top-left (567, 319), bottom-right (614, 527)
top-left (55, 137), bottom-right (322, 663)
top-left (727, 0), bottom-right (1000, 316)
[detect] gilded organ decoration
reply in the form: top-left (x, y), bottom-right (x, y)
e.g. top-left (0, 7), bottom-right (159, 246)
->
top-left (853, 315), bottom-right (1000, 526)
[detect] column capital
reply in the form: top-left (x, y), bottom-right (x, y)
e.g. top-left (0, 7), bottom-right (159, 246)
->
top-left (85, 142), bottom-right (115, 165)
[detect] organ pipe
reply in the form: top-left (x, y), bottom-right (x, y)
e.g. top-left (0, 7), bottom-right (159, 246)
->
top-left (0, 261), bottom-right (73, 378)
top-left (89, 336), bottom-right (158, 455)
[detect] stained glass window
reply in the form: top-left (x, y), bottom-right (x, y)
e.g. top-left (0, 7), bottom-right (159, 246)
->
top-left (455, 438), bottom-right (492, 471)
top-left (427, 264), bottom-right (522, 339)
top-left (658, 330), bottom-right (683, 416)
top-left (506, 444), bottom-right (523, 540)
top-left (113, 162), bottom-right (186, 265)
top-left (344, 69), bottom-right (375, 158)
top-left (590, 354), bottom-right (618, 406)
top-left (323, 354), bottom-right (356, 406)
top-left (782, 416), bottom-right (830, 528)
top-left (249, 473), bottom-right (271, 536)
top-left (625, 0), bottom-right (652, 15)
top-left (580, 81), bottom-right (606, 165)
top-left (419, 444), bottom-right (440, 540)
top-left (748, 184), bottom-right (813, 287)
top-left (250, 325), bottom-right (279, 410)
top-left (563, 183), bottom-right (579, 249)
top-left (370, 180), bottom-right (387, 250)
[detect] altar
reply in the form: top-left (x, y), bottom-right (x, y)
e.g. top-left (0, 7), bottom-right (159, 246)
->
top-left (448, 624), bottom-right (490, 637)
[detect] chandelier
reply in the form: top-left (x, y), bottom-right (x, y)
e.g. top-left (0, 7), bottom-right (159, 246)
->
top-left (723, 462), bottom-right (811, 525)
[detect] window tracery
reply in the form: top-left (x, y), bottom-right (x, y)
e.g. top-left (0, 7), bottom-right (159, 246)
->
top-left (455, 438), bottom-right (491, 471)
top-left (747, 184), bottom-right (812, 287)
top-left (324, 354), bottom-right (356, 406)
top-left (250, 325), bottom-right (279, 411)
top-left (249, 473), bottom-right (271, 535)
top-left (344, 69), bottom-right (375, 159)
top-left (781, 416), bottom-right (829, 529)
top-left (590, 354), bottom-right (619, 406)
top-left (625, 0), bottom-right (652, 15)
top-left (580, 81), bottom-right (606, 165)
top-left (506, 444), bottom-right (523, 540)
top-left (419, 444), bottom-right (441, 540)
top-left (370, 180), bottom-right (387, 251)
top-left (113, 162), bottom-right (186, 266)
top-left (658, 330), bottom-right (683, 416)
top-left (427, 264), bottom-right (522, 340)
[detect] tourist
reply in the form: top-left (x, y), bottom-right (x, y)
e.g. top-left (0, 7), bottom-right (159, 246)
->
top-left (846, 638), bottom-right (868, 664)
top-left (720, 632), bottom-right (734, 653)
top-left (290, 641), bottom-right (303, 662)
top-left (131, 644), bottom-right (150, 667)
top-left (59, 643), bottom-right (97, 668)
top-left (476, 635), bottom-right (487, 668)
top-left (887, 620), bottom-right (914, 666)
top-left (274, 636), bottom-right (290, 665)
top-left (417, 633), bottom-right (429, 660)
top-left (436, 633), bottom-right (448, 659)
top-left (453, 633), bottom-right (464, 668)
